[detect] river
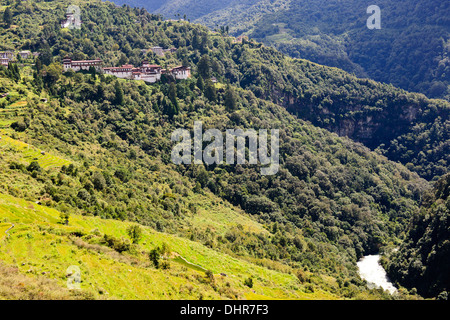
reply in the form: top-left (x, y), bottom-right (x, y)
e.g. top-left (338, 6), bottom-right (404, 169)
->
top-left (357, 254), bottom-right (397, 294)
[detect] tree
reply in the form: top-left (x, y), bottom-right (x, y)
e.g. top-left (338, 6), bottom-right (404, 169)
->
top-left (33, 71), bottom-right (43, 94)
top-left (149, 246), bottom-right (162, 268)
top-left (205, 270), bottom-right (215, 286)
top-left (182, 56), bottom-right (190, 68)
top-left (3, 7), bottom-right (12, 27)
top-left (35, 57), bottom-right (42, 73)
top-left (7, 62), bottom-right (20, 82)
top-left (127, 225), bottom-right (143, 244)
top-left (59, 212), bottom-right (70, 226)
top-left (89, 65), bottom-right (96, 78)
top-left (168, 82), bottom-right (177, 105)
top-left (200, 34), bottom-right (209, 53)
top-left (244, 277), bottom-right (254, 288)
top-left (27, 161), bottom-right (41, 173)
top-left (39, 44), bottom-right (53, 66)
top-left (118, 53), bottom-right (127, 66)
top-left (114, 81), bottom-right (124, 105)
top-left (44, 63), bottom-right (62, 86)
top-left (197, 55), bottom-right (210, 79)
top-left (204, 80), bottom-right (216, 102)
top-left (224, 84), bottom-right (237, 111)
top-left (11, 119), bottom-right (27, 132)
top-left (196, 75), bottom-right (204, 91)
top-left (92, 171), bottom-right (106, 190)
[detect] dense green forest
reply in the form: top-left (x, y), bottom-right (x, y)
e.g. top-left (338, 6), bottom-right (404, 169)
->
top-left (384, 174), bottom-right (449, 298)
top-left (107, 0), bottom-right (450, 181)
top-left (0, 0), bottom-right (448, 299)
top-left (131, 0), bottom-right (450, 101)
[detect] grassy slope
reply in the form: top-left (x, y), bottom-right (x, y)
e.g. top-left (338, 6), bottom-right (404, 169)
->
top-left (0, 192), bottom-right (338, 300)
top-left (0, 75), bottom-right (340, 300)
top-left (0, 0), bottom-right (427, 300)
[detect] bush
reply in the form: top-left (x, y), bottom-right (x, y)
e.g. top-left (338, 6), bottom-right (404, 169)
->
top-left (26, 161), bottom-right (41, 173)
top-left (296, 269), bottom-right (306, 283)
top-left (149, 243), bottom-right (171, 268)
top-left (92, 171), bottom-right (106, 190)
top-left (59, 212), bottom-right (70, 225)
top-left (11, 120), bottom-right (28, 132)
top-left (103, 234), bottom-right (131, 253)
top-left (127, 225), bottom-right (143, 244)
top-left (244, 277), bottom-right (254, 288)
top-left (149, 247), bottom-right (161, 268)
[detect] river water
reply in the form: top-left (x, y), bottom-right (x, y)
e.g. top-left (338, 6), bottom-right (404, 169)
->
top-left (357, 254), bottom-right (397, 294)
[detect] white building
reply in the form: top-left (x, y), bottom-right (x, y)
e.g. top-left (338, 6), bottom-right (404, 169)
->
top-left (103, 61), bottom-right (162, 83)
top-left (62, 58), bottom-right (189, 83)
top-left (1, 58), bottom-right (10, 67)
top-left (103, 64), bottom-right (135, 79)
top-left (170, 66), bottom-right (191, 80)
top-left (0, 51), bottom-right (14, 60)
top-left (18, 50), bottom-right (31, 59)
top-left (63, 57), bottom-right (103, 72)
top-left (149, 46), bottom-right (177, 57)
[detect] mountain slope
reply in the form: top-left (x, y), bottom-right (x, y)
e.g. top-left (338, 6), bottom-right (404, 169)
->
top-left (105, 0), bottom-right (450, 180)
top-left (0, 0), bottom-right (445, 300)
top-left (1, 192), bottom-right (327, 300)
top-left (129, 0), bottom-right (450, 101)
top-left (385, 174), bottom-right (450, 299)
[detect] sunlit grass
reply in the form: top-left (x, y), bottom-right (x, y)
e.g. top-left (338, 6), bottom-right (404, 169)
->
top-left (0, 132), bottom-right (72, 169)
top-left (0, 192), bottom-right (339, 300)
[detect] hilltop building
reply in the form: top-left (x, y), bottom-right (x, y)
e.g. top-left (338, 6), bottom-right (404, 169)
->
top-left (63, 57), bottom-right (103, 72)
top-left (170, 66), bottom-right (191, 80)
top-left (0, 51), bottom-right (14, 60)
top-left (18, 50), bottom-right (31, 59)
top-left (62, 58), bottom-right (190, 83)
top-left (150, 46), bottom-right (164, 57)
top-left (104, 61), bottom-right (162, 83)
top-left (0, 58), bottom-right (10, 67)
top-left (0, 51), bottom-right (16, 67)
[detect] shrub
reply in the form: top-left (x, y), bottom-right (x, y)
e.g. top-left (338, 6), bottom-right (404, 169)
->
top-left (127, 225), bottom-right (143, 244)
top-left (26, 161), bottom-right (41, 173)
top-left (103, 234), bottom-right (131, 253)
top-left (244, 277), bottom-right (254, 288)
top-left (59, 212), bottom-right (70, 225)
top-left (92, 171), bottom-right (106, 190)
top-left (149, 243), bottom-right (171, 268)
top-left (11, 120), bottom-right (28, 132)
top-left (149, 247), bottom-right (161, 268)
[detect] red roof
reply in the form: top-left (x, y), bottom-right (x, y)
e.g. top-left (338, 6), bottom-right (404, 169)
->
top-left (142, 64), bottom-right (161, 68)
top-left (70, 59), bottom-right (102, 63)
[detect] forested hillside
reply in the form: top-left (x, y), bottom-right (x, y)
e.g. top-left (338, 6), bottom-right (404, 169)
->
top-left (0, 0), bottom-right (447, 300)
top-left (385, 174), bottom-right (449, 298)
top-left (107, 0), bottom-right (450, 181)
top-left (130, 0), bottom-right (450, 101)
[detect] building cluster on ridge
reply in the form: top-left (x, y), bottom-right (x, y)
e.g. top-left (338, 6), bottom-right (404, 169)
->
top-left (1, 50), bottom-right (37, 67)
top-left (62, 57), bottom-right (191, 83)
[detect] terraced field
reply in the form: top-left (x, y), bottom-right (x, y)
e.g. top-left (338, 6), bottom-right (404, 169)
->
top-left (0, 133), bottom-right (72, 169)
